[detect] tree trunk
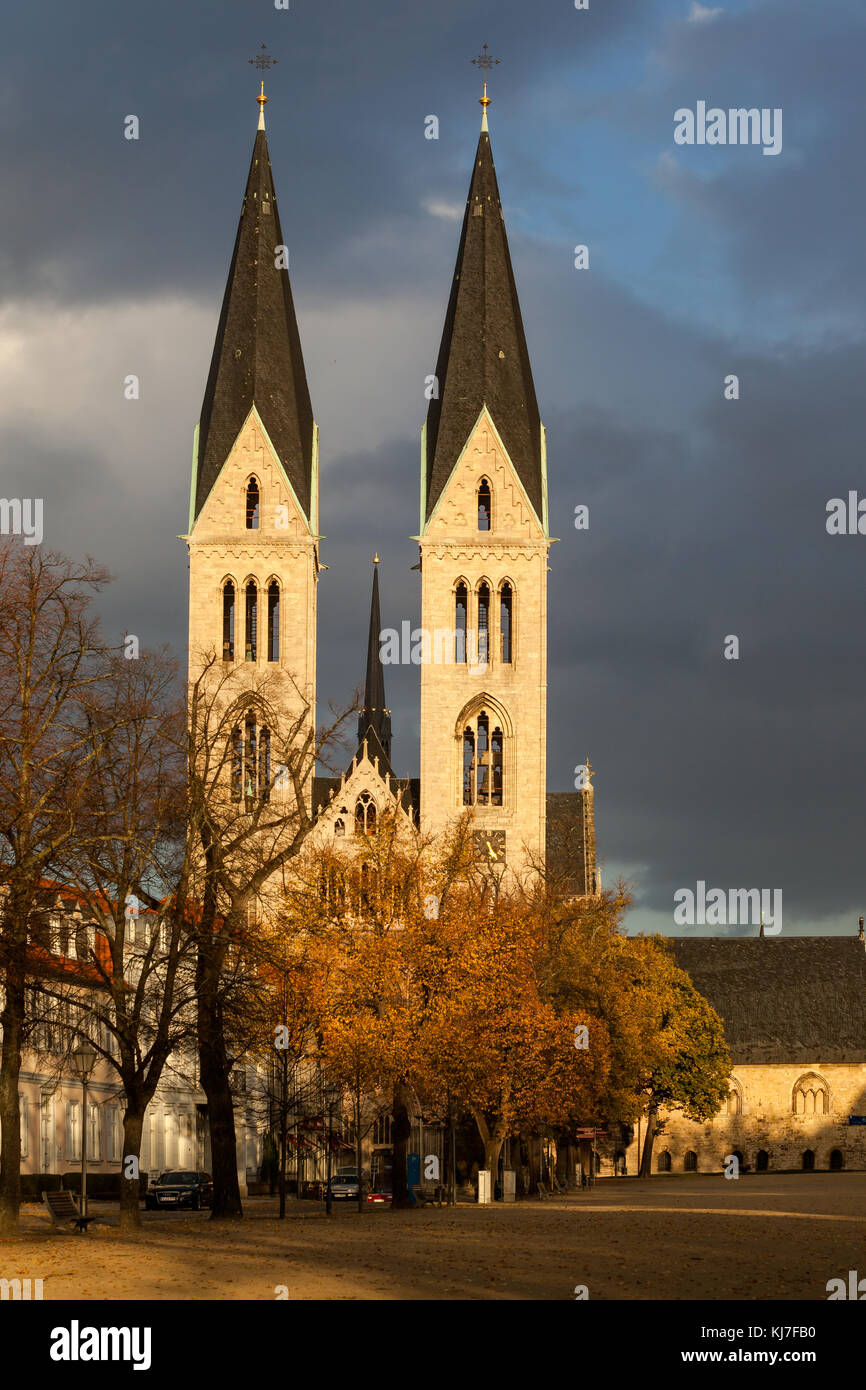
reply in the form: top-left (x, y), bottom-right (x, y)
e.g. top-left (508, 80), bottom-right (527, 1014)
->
top-left (197, 961), bottom-right (242, 1219)
top-left (390, 1075), bottom-right (413, 1209)
top-left (119, 1110), bottom-right (144, 1231)
top-left (639, 1103), bottom-right (658, 1178)
top-left (0, 932), bottom-right (26, 1235)
top-left (446, 1095), bottom-right (457, 1206)
top-left (483, 1135), bottom-right (504, 1179)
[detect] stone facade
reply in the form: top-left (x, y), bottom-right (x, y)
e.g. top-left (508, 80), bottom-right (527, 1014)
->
top-left (418, 409), bottom-right (548, 882)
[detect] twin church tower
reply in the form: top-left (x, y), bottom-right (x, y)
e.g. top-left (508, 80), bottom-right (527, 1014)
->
top-left (183, 77), bottom-right (595, 888)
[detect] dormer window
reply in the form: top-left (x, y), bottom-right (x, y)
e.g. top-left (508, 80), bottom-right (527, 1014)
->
top-left (246, 477), bottom-right (260, 530)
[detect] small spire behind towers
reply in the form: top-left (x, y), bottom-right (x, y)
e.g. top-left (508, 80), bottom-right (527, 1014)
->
top-left (357, 556), bottom-right (392, 761)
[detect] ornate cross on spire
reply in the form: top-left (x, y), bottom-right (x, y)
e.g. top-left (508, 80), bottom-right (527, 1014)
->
top-left (471, 43), bottom-right (499, 112)
top-left (249, 43), bottom-right (277, 126)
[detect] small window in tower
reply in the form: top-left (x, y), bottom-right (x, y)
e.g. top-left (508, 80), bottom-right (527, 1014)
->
top-left (476, 713), bottom-right (490, 804)
top-left (477, 479), bottom-right (491, 531)
top-left (500, 584), bottom-right (512, 663)
top-left (246, 478), bottom-right (260, 530)
top-left (462, 727), bottom-right (475, 806)
top-left (258, 727), bottom-right (271, 804)
top-left (267, 581), bottom-right (279, 662)
top-left (262, 200), bottom-right (271, 215)
top-left (222, 582), bottom-right (235, 663)
top-left (473, 204), bottom-right (483, 217)
top-left (455, 583), bottom-right (468, 664)
top-left (245, 582), bottom-right (258, 662)
top-left (477, 584), bottom-right (490, 664)
top-left (244, 716), bottom-right (257, 801)
top-left (231, 726), bottom-right (243, 801)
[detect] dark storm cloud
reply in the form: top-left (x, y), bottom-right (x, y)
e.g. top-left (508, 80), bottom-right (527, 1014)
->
top-left (2, 0), bottom-right (865, 939)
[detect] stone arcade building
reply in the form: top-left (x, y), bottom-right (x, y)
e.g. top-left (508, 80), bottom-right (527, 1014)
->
top-left (613, 935), bottom-right (866, 1177)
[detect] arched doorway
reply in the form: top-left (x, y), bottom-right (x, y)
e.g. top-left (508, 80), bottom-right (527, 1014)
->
top-left (829, 1149), bottom-right (844, 1171)
top-left (802, 1150), bottom-right (815, 1171)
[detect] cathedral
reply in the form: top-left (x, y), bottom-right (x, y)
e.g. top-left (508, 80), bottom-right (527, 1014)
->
top-left (182, 77), bottom-right (598, 894)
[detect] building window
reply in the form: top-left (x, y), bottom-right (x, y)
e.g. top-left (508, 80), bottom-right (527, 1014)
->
top-left (267, 581), bottom-right (280, 662)
top-left (66, 1100), bottom-right (81, 1162)
top-left (793, 1073), bottom-right (829, 1115)
top-left (462, 709), bottom-right (504, 807)
top-left (19, 1095), bottom-right (28, 1159)
top-left (245, 581), bottom-right (258, 662)
top-left (246, 477), bottom-right (260, 529)
top-left (477, 478), bottom-right (491, 530)
top-left (355, 792), bottom-right (376, 836)
top-left (222, 581), bottom-right (235, 661)
top-left (259, 727), bottom-right (271, 803)
top-left (455, 583), bottom-right (468, 664)
top-left (683, 1150), bottom-right (697, 1172)
top-left (657, 1150), bottom-right (672, 1173)
top-left (231, 712), bottom-right (270, 806)
top-left (477, 584), bottom-right (490, 664)
top-left (500, 584), bottom-right (512, 663)
top-left (106, 1107), bottom-right (120, 1162)
top-left (726, 1087), bottom-right (742, 1116)
top-left (372, 1113), bottom-right (392, 1146)
top-left (334, 819), bottom-right (345, 837)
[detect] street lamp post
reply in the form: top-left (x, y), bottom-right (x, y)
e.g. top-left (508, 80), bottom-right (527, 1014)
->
top-left (71, 1045), bottom-right (97, 1222)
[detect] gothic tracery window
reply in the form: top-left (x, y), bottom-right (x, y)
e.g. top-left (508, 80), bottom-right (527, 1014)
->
top-left (793, 1074), bottom-right (829, 1115)
top-left (355, 792), bottom-right (377, 836)
top-left (230, 711), bottom-right (270, 805)
top-left (462, 709), bottom-right (504, 807)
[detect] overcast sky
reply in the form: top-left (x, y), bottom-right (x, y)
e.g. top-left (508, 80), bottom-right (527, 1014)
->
top-left (2, 0), bottom-right (864, 936)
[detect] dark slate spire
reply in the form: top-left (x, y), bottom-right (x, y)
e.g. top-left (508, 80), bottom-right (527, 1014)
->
top-left (423, 117), bottom-right (543, 526)
top-left (357, 556), bottom-right (392, 761)
top-left (193, 106), bottom-right (315, 525)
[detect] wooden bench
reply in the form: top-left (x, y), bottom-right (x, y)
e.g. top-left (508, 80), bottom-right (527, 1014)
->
top-left (42, 1189), bottom-right (97, 1233)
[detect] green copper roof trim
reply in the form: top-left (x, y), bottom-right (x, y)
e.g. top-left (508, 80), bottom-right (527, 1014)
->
top-left (188, 422), bottom-right (200, 533)
top-left (540, 422), bottom-right (549, 537)
top-left (419, 420), bottom-right (427, 532)
top-left (310, 422), bottom-right (319, 537)
top-left (189, 405), bottom-right (315, 539)
top-left (420, 404), bottom-right (545, 538)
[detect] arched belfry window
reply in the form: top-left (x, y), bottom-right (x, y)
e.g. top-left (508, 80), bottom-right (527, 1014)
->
top-left (500, 584), bottom-right (513, 663)
top-left (477, 584), bottom-right (490, 664)
top-left (477, 478), bottom-right (491, 531)
top-left (230, 709), bottom-right (270, 806)
top-left (462, 708), bottom-right (504, 807)
top-left (267, 581), bottom-right (280, 662)
top-left (245, 581), bottom-right (258, 662)
top-left (222, 581), bottom-right (235, 662)
top-left (246, 477), bottom-right (260, 529)
top-left (455, 583), bottom-right (468, 664)
top-left (355, 792), bottom-right (377, 836)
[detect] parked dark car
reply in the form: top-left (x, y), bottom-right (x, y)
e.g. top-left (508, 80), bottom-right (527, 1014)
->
top-left (145, 1171), bottom-right (213, 1210)
top-left (327, 1170), bottom-right (360, 1202)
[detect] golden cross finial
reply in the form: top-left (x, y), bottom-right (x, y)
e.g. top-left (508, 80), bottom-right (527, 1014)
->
top-left (249, 43), bottom-right (277, 124)
top-left (373, 553), bottom-right (379, 565)
top-left (471, 43), bottom-right (499, 111)
top-left (585, 757), bottom-right (594, 784)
